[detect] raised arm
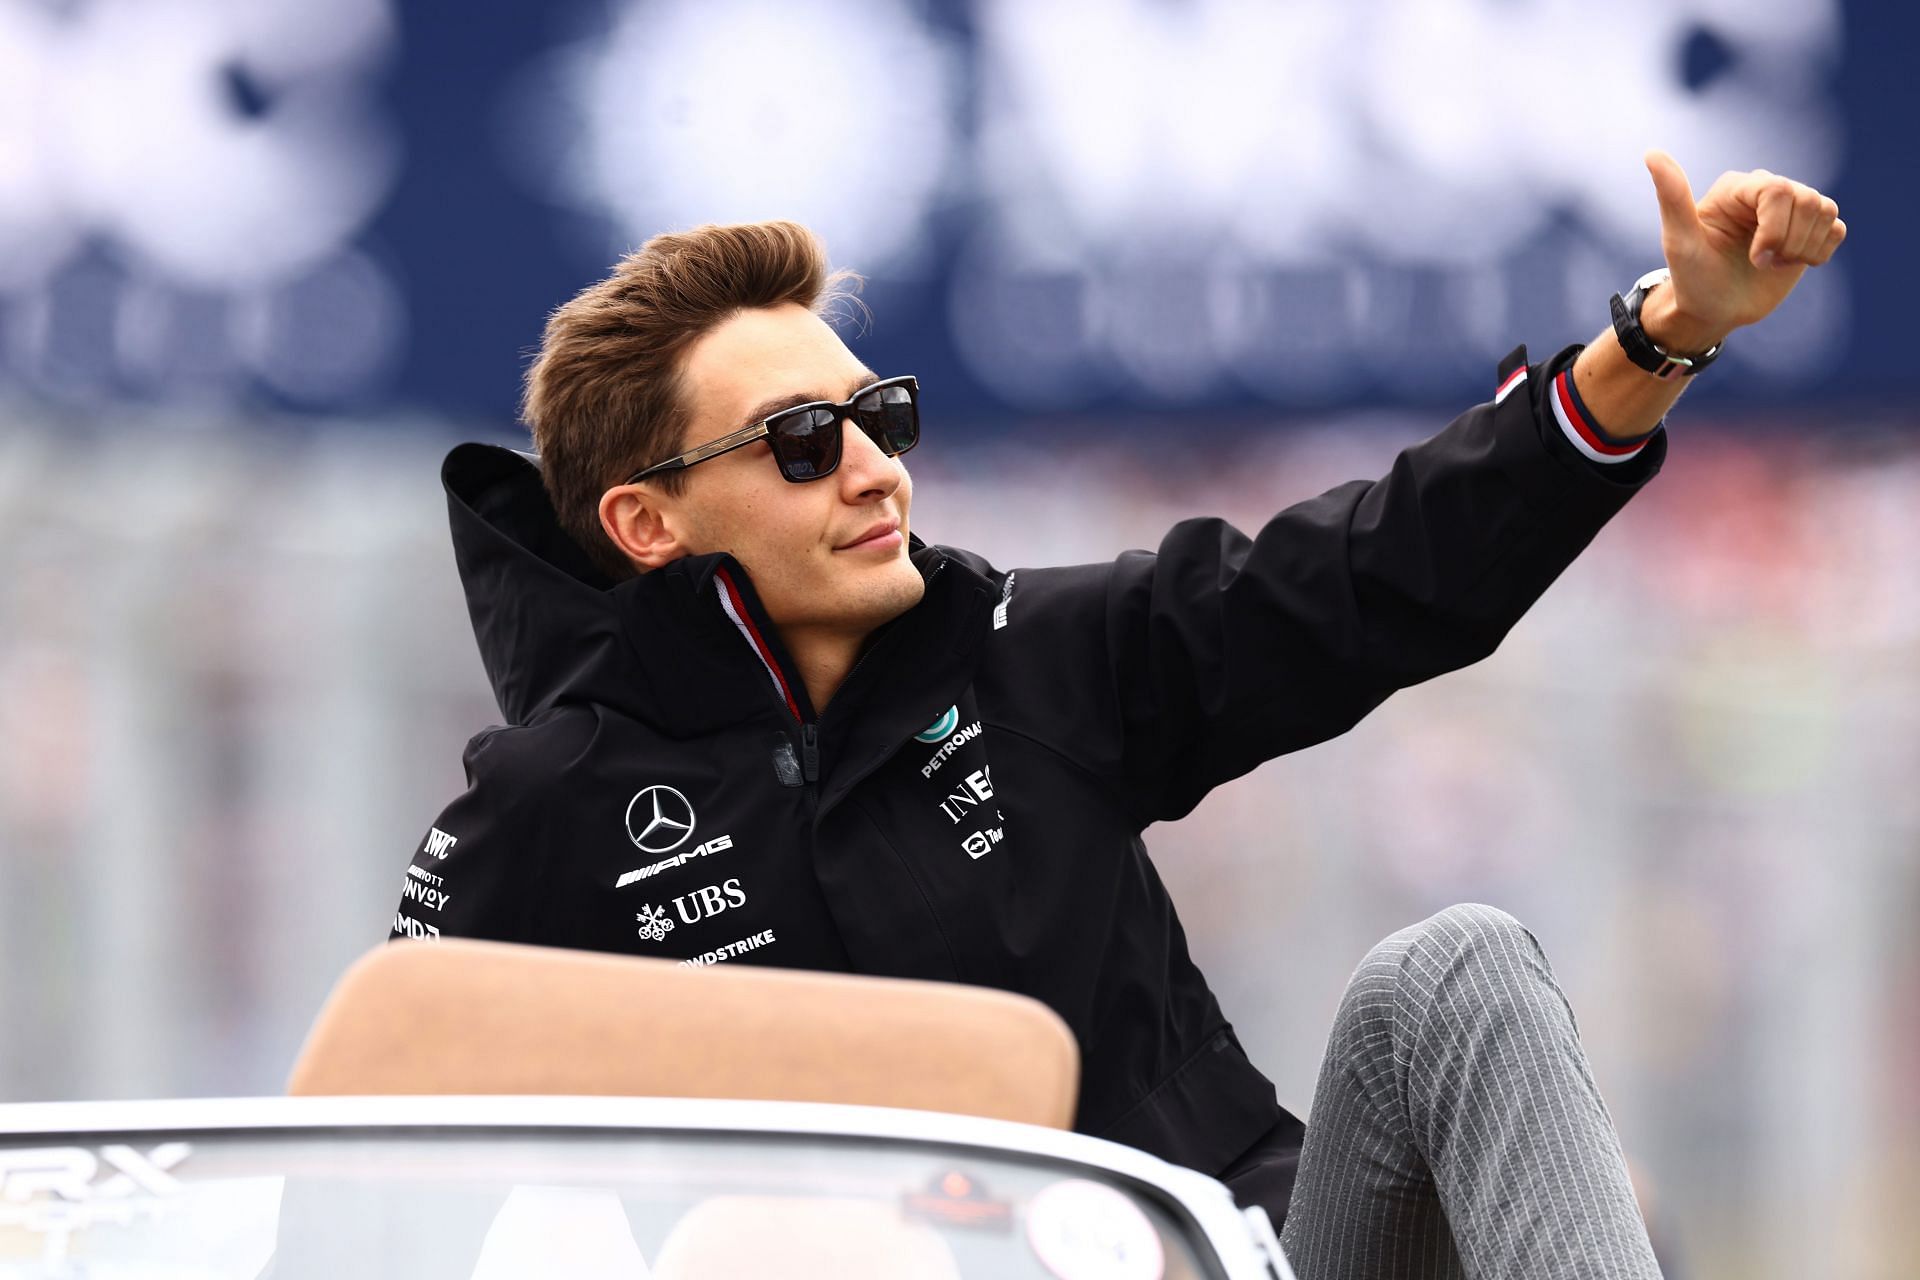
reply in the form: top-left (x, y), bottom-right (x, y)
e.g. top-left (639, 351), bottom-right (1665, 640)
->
top-left (969, 155), bottom-right (1847, 825)
top-left (1095, 346), bottom-right (1653, 826)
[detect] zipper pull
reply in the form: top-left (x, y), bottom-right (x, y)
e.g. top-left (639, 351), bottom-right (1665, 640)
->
top-left (770, 737), bottom-right (803, 788)
top-left (800, 722), bottom-right (820, 784)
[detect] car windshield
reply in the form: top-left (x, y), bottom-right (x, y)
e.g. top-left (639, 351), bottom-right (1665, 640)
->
top-left (0, 1126), bottom-right (1230, 1279)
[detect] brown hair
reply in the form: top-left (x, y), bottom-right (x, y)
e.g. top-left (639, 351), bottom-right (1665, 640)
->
top-left (522, 220), bottom-right (858, 579)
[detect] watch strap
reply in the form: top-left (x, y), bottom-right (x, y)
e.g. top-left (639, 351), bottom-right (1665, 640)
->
top-left (1610, 266), bottom-right (1722, 379)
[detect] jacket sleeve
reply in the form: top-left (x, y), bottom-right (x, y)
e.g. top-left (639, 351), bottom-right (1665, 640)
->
top-left (387, 722), bottom-right (564, 945)
top-left (1104, 342), bottom-right (1664, 824)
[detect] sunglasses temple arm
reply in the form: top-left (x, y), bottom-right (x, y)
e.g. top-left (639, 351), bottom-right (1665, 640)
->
top-left (628, 458), bottom-right (685, 483)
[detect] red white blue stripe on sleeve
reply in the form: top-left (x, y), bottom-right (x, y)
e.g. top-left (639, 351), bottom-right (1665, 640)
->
top-left (1546, 369), bottom-right (1656, 465)
top-left (1494, 365), bottom-right (1528, 406)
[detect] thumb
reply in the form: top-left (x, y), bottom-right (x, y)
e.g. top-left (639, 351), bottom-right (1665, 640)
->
top-left (1645, 149), bottom-right (1700, 241)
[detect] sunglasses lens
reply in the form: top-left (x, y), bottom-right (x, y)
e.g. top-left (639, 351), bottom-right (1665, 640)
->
top-left (855, 382), bottom-right (919, 456)
top-left (762, 381), bottom-right (916, 482)
top-left (769, 407), bottom-right (841, 480)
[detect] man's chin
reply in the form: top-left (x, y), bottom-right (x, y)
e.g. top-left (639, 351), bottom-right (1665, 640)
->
top-left (868, 565), bottom-right (928, 626)
top-left (835, 562), bottom-right (926, 635)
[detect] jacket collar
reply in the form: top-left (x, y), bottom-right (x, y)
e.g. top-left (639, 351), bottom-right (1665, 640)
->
top-left (444, 443), bottom-right (995, 747)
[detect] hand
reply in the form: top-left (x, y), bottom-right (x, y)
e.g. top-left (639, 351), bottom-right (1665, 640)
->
top-left (1641, 150), bottom-right (1847, 353)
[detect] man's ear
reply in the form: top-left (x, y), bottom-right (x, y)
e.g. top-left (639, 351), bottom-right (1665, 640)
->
top-left (598, 483), bottom-right (688, 572)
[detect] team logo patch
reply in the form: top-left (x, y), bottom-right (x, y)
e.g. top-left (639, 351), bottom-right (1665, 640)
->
top-left (626, 785), bottom-right (696, 854)
top-left (914, 705), bottom-right (960, 743)
top-left (635, 903), bottom-right (676, 942)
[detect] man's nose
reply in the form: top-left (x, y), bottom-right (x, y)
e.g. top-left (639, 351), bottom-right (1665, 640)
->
top-left (837, 418), bottom-right (903, 498)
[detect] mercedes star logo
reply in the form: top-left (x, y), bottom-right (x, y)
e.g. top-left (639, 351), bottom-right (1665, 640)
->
top-left (625, 785), bottom-right (696, 854)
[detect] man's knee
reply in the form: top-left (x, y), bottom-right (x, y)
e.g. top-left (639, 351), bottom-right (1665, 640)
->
top-left (1386, 903), bottom-right (1576, 1049)
top-left (1340, 904), bottom-right (1558, 1044)
top-left (1405, 902), bottom-right (1540, 968)
top-left (1318, 904), bottom-right (1564, 1134)
top-left (1328, 905), bottom-right (1574, 1131)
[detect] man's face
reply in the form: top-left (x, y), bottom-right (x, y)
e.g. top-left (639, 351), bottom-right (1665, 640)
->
top-left (664, 302), bottom-right (925, 641)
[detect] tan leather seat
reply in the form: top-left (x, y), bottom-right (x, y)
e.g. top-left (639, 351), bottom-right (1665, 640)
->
top-left (288, 938), bottom-right (1079, 1128)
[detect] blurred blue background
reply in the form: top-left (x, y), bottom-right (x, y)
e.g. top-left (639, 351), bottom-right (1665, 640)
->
top-left (0, 0), bottom-right (1912, 422)
top-left (0, 2), bottom-right (1915, 1277)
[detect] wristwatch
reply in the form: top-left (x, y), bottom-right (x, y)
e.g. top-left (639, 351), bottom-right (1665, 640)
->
top-left (1609, 267), bottom-right (1723, 379)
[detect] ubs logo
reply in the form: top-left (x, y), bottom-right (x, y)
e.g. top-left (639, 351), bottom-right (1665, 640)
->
top-left (636, 878), bottom-right (747, 943)
top-left (674, 878), bottom-right (747, 926)
top-left (626, 785), bottom-right (696, 854)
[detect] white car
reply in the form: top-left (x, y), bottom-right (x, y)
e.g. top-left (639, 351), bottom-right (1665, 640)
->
top-left (1, 938), bottom-right (1298, 1277)
top-left (0, 1095), bottom-right (1295, 1278)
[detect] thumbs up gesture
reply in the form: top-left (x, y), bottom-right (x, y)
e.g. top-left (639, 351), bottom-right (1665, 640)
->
top-left (1640, 150), bottom-right (1847, 353)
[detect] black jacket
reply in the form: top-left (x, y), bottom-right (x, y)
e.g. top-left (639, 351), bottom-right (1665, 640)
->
top-left (391, 343), bottom-right (1663, 1185)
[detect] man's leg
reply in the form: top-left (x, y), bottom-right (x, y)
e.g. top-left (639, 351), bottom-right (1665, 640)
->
top-left (1276, 903), bottom-right (1661, 1280)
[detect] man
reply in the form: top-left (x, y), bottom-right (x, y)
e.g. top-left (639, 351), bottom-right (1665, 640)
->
top-left (393, 153), bottom-right (1843, 1276)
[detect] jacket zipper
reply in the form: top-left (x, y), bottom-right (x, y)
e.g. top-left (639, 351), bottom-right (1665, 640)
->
top-left (800, 722), bottom-right (820, 784)
top-left (799, 558), bottom-right (947, 793)
top-left (726, 558), bottom-right (949, 793)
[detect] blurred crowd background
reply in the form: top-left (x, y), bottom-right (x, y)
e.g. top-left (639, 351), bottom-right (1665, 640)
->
top-left (0, 1), bottom-right (1914, 1277)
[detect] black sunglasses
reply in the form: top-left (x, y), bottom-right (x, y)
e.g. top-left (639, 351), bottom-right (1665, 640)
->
top-left (627, 375), bottom-right (919, 485)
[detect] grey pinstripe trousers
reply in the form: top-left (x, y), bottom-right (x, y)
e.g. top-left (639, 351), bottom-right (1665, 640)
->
top-left (1275, 903), bottom-right (1663, 1279)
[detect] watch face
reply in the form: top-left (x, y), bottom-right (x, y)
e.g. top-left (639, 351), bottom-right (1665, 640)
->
top-left (1632, 265), bottom-right (1673, 294)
